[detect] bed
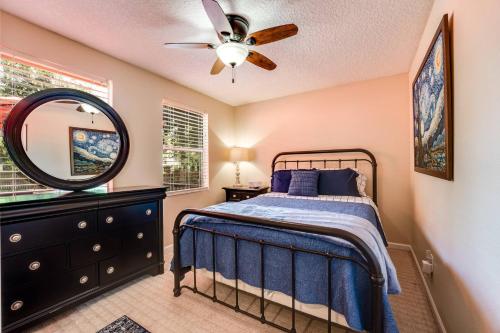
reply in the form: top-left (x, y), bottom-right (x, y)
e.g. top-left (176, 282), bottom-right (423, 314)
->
top-left (172, 149), bottom-right (400, 333)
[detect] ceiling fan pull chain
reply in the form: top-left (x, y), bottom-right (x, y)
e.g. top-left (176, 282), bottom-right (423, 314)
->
top-left (231, 64), bottom-right (236, 84)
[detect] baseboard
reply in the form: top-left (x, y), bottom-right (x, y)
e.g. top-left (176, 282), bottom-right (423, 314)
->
top-left (388, 242), bottom-right (447, 333)
top-left (164, 244), bottom-right (173, 256)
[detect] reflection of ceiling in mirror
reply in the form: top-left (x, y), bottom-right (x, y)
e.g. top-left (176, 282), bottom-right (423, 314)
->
top-left (22, 101), bottom-right (118, 181)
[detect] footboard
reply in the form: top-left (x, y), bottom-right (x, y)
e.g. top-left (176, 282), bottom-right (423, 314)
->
top-left (172, 209), bottom-right (385, 333)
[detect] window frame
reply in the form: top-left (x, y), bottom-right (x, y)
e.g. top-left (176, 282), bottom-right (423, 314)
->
top-left (162, 100), bottom-right (209, 195)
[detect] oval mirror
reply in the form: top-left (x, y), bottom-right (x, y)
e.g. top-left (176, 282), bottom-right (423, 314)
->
top-left (3, 88), bottom-right (129, 191)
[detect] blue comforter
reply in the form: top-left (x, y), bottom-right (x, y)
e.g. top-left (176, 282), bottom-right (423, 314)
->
top-left (174, 195), bottom-right (400, 332)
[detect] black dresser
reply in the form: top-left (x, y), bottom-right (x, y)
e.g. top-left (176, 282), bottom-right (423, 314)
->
top-left (0, 186), bottom-right (166, 332)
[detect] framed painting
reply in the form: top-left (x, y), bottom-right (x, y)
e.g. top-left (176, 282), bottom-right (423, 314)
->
top-left (412, 14), bottom-right (453, 180)
top-left (69, 127), bottom-right (120, 176)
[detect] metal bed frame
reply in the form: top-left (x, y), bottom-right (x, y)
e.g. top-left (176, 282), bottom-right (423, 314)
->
top-left (173, 149), bottom-right (384, 333)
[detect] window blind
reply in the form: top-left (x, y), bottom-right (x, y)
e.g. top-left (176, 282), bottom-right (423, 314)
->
top-left (162, 104), bottom-right (208, 193)
top-left (0, 52), bottom-right (110, 196)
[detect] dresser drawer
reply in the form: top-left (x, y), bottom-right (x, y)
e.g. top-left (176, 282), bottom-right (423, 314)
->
top-left (98, 202), bottom-right (157, 231)
top-left (70, 235), bottom-right (121, 268)
top-left (2, 245), bottom-right (67, 287)
top-left (99, 248), bottom-right (158, 286)
top-left (122, 223), bottom-right (156, 251)
top-left (1, 211), bottom-right (97, 256)
top-left (2, 264), bottom-right (97, 326)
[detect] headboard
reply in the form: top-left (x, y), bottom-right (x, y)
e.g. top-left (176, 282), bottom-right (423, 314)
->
top-left (271, 148), bottom-right (378, 204)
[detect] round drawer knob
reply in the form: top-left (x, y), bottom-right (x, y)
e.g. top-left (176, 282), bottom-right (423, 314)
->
top-left (146, 252), bottom-right (153, 259)
top-left (78, 221), bottom-right (87, 229)
top-left (92, 244), bottom-right (101, 252)
top-left (137, 232), bottom-right (144, 239)
top-left (79, 275), bottom-right (89, 284)
top-left (106, 266), bottom-right (114, 274)
top-left (145, 209), bottom-right (152, 216)
top-left (29, 261), bottom-right (41, 271)
top-left (232, 194), bottom-right (237, 197)
top-left (10, 300), bottom-right (23, 311)
top-left (245, 195), bottom-right (250, 199)
top-left (106, 216), bottom-right (114, 224)
top-left (9, 233), bottom-right (22, 243)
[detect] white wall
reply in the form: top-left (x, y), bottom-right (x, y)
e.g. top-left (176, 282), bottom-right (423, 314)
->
top-left (235, 74), bottom-right (412, 243)
top-left (1, 12), bottom-right (235, 244)
top-left (408, 1), bottom-right (500, 332)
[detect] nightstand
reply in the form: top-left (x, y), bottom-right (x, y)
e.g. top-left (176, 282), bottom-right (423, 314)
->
top-left (223, 186), bottom-right (269, 202)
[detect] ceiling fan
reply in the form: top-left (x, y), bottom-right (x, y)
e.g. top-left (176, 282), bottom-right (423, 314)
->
top-left (164, 0), bottom-right (298, 83)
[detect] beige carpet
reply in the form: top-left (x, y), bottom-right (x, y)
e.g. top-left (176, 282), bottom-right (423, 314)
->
top-left (29, 248), bottom-right (439, 333)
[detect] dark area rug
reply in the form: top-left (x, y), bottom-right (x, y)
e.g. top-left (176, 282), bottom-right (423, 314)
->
top-left (97, 315), bottom-right (150, 333)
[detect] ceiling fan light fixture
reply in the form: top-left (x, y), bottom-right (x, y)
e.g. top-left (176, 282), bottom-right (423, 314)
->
top-left (216, 42), bottom-right (249, 67)
top-left (77, 104), bottom-right (100, 115)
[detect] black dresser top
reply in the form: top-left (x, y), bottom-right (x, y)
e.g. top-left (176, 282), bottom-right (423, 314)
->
top-left (0, 186), bottom-right (166, 209)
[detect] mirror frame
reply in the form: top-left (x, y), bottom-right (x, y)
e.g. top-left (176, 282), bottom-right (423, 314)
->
top-left (3, 88), bottom-right (130, 191)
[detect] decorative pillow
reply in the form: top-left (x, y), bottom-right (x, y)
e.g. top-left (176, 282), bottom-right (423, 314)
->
top-left (355, 170), bottom-right (368, 197)
top-left (288, 170), bottom-right (320, 197)
top-left (322, 167), bottom-right (368, 197)
top-left (271, 170), bottom-right (292, 193)
top-left (318, 168), bottom-right (360, 196)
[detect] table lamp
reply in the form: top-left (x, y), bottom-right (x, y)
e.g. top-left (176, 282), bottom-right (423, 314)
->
top-left (229, 147), bottom-right (250, 187)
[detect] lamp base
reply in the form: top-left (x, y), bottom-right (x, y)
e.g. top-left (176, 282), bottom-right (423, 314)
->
top-left (232, 183), bottom-right (245, 188)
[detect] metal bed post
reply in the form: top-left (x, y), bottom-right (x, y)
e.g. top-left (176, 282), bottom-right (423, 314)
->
top-left (172, 221), bottom-right (182, 297)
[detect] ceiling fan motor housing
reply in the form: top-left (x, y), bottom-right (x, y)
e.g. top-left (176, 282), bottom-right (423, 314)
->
top-left (225, 15), bottom-right (249, 42)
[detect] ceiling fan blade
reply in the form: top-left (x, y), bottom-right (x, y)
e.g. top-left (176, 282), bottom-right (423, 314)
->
top-left (163, 43), bottom-right (215, 49)
top-left (201, 0), bottom-right (233, 42)
top-left (210, 58), bottom-right (225, 75)
top-left (246, 24), bottom-right (298, 46)
top-left (246, 51), bottom-right (277, 71)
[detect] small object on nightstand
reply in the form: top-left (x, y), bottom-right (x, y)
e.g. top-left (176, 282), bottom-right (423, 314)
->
top-left (223, 186), bottom-right (269, 202)
top-left (248, 180), bottom-right (262, 188)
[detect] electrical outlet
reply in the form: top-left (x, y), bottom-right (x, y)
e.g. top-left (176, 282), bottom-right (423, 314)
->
top-left (425, 250), bottom-right (434, 263)
top-left (422, 250), bottom-right (434, 277)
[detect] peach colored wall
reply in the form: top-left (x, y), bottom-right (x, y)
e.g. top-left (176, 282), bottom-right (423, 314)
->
top-left (235, 74), bottom-right (412, 243)
top-left (0, 12), bottom-right (235, 245)
top-left (408, 0), bottom-right (500, 332)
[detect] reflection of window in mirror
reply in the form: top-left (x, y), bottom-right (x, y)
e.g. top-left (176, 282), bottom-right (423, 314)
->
top-left (162, 101), bottom-right (209, 194)
top-left (0, 52), bottom-right (111, 196)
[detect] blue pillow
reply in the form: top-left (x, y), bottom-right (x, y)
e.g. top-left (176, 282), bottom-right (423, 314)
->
top-left (271, 169), bottom-right (315, 192)
top-left (271, 170), bottom-right (292, 193)
top-left (318, 169), bottom-right (360, 196)
top-left (288, 170), bottom-right (320, 197)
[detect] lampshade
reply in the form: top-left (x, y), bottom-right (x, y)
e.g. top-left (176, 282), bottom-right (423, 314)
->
top-left (229, 147), bottom-right (250, 162)
top-left (216, 42), bottom-right (249, 67)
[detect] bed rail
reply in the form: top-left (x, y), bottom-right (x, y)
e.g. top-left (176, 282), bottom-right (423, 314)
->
top-left (172, 208), bottom-right (385, 333)
top-left (271, 148), bottom-right (378, 204)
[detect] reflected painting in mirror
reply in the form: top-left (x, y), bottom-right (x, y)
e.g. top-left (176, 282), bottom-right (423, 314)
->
top-left (70, 127), bottom-right (120, 176)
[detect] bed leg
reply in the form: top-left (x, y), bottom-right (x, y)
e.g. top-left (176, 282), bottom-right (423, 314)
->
top-left (173, 221), bottom-right (181, 297)
top-left (371, 275), bottom-right (385, 333)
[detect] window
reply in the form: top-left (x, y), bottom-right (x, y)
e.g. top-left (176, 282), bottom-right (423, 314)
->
top-left (162, 103), bottom-right (208, 193)
top-left (0, 52), bottom-right (110, 196)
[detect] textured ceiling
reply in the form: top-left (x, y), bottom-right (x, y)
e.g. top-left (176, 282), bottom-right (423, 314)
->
top-left (1, 0), bottom-right (433, 106)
